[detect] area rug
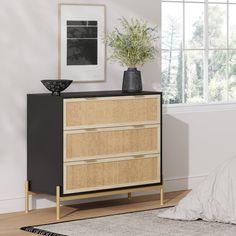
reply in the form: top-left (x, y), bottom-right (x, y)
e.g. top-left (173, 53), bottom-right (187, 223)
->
top-left (21, 208), bottom-right (236, 236)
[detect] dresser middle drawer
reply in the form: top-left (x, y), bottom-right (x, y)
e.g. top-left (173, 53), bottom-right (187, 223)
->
top-left (64, 125), bottom-right (160, 161)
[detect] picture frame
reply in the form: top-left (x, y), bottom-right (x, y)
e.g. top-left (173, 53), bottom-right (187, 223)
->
top-left (58, 4), bottom-right (106, 82)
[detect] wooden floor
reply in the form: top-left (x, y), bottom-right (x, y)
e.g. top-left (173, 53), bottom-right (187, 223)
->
top-left (0, 190), bottom-right (188, 236)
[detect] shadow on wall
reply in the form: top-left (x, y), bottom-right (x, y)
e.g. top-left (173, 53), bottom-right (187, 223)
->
top-left (163, 114), bottom-right (189, 192)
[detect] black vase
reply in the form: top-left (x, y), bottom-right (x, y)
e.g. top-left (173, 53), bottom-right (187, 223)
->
top-left (122, 67), bottom-right (142, 93)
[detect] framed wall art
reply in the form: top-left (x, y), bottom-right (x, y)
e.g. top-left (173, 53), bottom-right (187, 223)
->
top-left (58, 4), bottom-right (106, 82)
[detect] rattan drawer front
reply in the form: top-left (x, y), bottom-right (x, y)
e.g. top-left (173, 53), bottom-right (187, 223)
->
top-left (64, 125), bottom-right (160, 161)
top-left (64, 155), bottom-right (160, 194)
top-left (64, 96), bottom-right (160, 129)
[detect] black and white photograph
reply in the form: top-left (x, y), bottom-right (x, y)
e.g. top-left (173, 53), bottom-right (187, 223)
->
top-left (59, 4), bottom-right (105, 82)
top-left (67, 20), bottom-right (98, 66)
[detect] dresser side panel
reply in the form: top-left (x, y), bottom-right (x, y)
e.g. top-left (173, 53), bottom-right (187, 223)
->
top-left (27, 95), bottom-right (63, 195)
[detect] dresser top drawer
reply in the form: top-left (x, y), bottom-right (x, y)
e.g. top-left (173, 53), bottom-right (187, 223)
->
top-left (64, 95), bottom-right (161, 130)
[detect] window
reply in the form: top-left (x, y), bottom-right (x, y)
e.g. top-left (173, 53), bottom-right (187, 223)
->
top-left (162, 0), bottom-right (236, 105)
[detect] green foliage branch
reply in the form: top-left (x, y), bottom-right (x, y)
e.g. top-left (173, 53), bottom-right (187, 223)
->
top-left (105, 17), bottom-right (159, 68)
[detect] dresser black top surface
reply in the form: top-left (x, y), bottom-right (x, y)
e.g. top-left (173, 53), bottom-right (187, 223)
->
top-left (27, 90), bottom-right (162, 99)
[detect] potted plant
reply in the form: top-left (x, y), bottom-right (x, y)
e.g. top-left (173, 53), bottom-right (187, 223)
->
top-left (106, 17), bottom-right (159, 92)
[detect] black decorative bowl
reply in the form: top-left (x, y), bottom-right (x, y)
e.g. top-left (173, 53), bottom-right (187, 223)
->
top-left (41, 80), bottom-right (73, 96)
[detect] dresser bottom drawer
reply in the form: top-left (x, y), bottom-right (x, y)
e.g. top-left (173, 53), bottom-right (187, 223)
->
top-left (63, 155), bottom-right (160, 194)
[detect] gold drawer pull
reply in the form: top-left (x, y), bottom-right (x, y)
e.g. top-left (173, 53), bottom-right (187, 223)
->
top-left (85, 159), bottom-right (98, 163)
top-left (85, 97), bottom-right (97, 100)
top-left (131, 95), bottom-right (146, 99)
top-left (133, 155), bottom-right (145, 159)
top-left (133, 125), bottom-right (145, 128)
top-left (84, 128), bottom-right (98, 132)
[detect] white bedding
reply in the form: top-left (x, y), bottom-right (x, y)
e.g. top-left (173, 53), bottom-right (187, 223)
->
top-left (159, 157), bottom-right (236, 224)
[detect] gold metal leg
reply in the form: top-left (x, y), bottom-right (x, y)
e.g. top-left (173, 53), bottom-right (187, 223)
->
top-left (160, 186), bottom-right (164, 206)
top-left (128, 192), bottom-right (132, 200)
top-left (25, 181), bottom-right (29, 213)
top-left (56, 186), bottom-right (60, 220)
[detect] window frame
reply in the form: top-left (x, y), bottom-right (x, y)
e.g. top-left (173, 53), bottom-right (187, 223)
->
top-left (161, 0), bottom-right (236, 108)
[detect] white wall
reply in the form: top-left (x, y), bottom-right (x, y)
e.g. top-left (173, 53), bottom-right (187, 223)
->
top-left (163, 107), bottom-right (236, 192)
top-left (1, 0), bottom-right (236, 214)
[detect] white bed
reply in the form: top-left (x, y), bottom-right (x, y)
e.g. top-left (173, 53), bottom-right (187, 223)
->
top-left (159, 157), bottom-right (236, 224)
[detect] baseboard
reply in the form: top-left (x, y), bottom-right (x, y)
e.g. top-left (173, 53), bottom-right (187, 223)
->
top-left (163, 174), bottom-right (207, 192)
top-left (0, 195), bottom-right (56, 214)
top-left (0, 174), bottom-right (206, 214)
